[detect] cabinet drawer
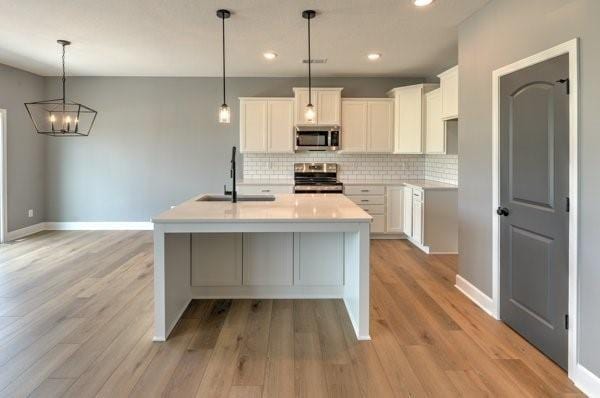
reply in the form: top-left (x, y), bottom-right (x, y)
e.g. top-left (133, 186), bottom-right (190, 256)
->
top-left (237, 185), bottom-right (292, 195)
top-left (344, 185), bottom-right (385, 196)
top-left (348, 195), bottom-right (384, 205)
top-left (371, 214), bottom-right (385, 233)
top-left (359, 204), bottom-right (384, 215)
top-left (412, 188), bottom-right (424, 202)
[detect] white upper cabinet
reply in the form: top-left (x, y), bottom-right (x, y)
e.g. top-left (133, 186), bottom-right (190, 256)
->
top-left (341, 100), bottom-right (368, 152)
top-left (438, 66), bottom-right (459, 120)
top-left (425, 89), bottom-right (446, 154)
top-left (240, 98), bottom-right (294, 153)
top-left (388, 84), bottom-right (438, 154)
top-left (341, 99), bottom-right (393, 153)
top-left (267, 99), bottom-right (294, 153)
top-left (367, 100), bottom-right (394, 153)
top-left (240, 99), bottom-right (268, 153)
top-left (293, 88), bottom-right (342, 126)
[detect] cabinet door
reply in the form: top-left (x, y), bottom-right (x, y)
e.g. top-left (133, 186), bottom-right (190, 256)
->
top-left (294, 233), bottom-right (344, 286)
top-left (268, 99), bottom-right (294, 153)
top-left (317, 90), bottom-right (341, 125)
top-left (425, 89), bottom-right (445, 154)
top-left (367, 100), bottom-right (394, 153)
top-left (240, 100), bottom-right (268, 153)
top-left (191, 233), bottom-right (242, 286)
top-left (341, 100), bottom-right (368, 152)
top-left (294, 89), bottom-right (316, 125)
top-left (243, 233), bottom-right (293, 286)
top-left (440, 67), bottom-right (459, 120)
top-left (403, 187), bottom-right (413, 236)
top-left (386, 186), bottom-right (404, 233)
top-left (394, 86), bottom-right (423, 154)
top-left (412, 199), bottom-right (423, 245)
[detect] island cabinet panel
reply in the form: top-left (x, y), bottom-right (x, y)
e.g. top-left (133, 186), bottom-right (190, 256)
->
top-left (294, 233), bottom-right (344, 286)
top-left (242, 233), bottom-right (294, 286)
top-left (191, 233), bottom-right (242, 286)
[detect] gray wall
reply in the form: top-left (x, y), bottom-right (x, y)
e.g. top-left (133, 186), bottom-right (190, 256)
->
top-left (0, 63), bottom-right (46, 232)
top-left (458, 0), bottom-right (600, 374)
top-left (44, 76), bottom-right (422, 222)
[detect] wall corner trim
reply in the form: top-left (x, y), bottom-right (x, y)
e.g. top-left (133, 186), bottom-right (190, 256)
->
top-left (455, 274), bottom-right (498, 319)
top-left (573, 364), bottom-right (600, 398)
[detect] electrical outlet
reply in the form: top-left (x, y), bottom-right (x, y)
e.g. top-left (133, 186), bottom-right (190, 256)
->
top-left (28, 209), bottom-right (34, 218)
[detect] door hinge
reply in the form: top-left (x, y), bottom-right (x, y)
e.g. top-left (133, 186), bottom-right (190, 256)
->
top-left (566, 197), bottom-right (570, 213)
top-left (565, 314), bottom-right (569, 330)
top-left (556, 78), bottom-right (570, 95)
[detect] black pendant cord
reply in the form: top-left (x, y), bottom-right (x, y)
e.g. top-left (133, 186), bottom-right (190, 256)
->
top-left (61, 43), bottom-right (66, 104)
top-left (221, 14), bottom-right (226, 106)
top-left (307, 15), bottom-right (311, 106)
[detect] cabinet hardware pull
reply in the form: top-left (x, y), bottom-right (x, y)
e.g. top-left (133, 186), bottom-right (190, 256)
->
top-left (361, 189), bottom-right (369, 192)
top-left (361, 200), bottom-right (369, 202)
top-left (262, 189), bottom-right (270, 192)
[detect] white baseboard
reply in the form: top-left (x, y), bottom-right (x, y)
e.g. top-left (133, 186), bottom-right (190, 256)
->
top-left (5, 222), bottom-right (46, 241)
top-left (45, 221), bottom-right (154, 231)
top-left (455, 274), bottom-right (498, 319)
top-left (5, 221), bottom-right (153, 241)
top-left (573, 363), bottom-right (600, 398)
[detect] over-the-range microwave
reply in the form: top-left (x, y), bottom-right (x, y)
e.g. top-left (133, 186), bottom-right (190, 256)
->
top-left (295, 126), bottom-right (340, 152)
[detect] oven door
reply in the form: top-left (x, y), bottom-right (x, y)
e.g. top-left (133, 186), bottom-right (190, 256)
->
top-left (295, 131), bottom-right (330, 151)
top-left (294, 185), bottom-right (344, 194)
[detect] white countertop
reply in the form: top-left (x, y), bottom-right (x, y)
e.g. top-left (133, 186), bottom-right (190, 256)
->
top-left (153, 193), bottom-right (372, 224)
top-left (237, 179), bottom-right (294, 186)
top-left (342, 179), bottom-right (458, 190)
top-left (237, 178), bottom-right (457, 190)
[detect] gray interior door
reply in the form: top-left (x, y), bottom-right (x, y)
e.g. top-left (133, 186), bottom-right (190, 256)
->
top-left (499, 54), bottom-right (569, 369)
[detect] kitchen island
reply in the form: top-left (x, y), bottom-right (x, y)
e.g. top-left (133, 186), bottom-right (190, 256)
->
top-left (152, 193), bottom-right (372, 341)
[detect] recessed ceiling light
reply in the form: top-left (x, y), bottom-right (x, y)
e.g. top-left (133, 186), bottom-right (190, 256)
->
top-left (367, 53), bottom-right (381, 61)
top-left (414, 0), bottom-right (434, 6)
top-left (263, 51), bottom-right (278, 60)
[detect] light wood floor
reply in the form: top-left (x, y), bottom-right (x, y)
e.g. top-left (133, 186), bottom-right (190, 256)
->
top-left (0, 231), bottom-right (583, 397)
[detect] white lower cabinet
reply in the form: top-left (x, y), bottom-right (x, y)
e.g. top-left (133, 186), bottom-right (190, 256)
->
top-left (412, 195), bottom-right (424, 245)
top-left (191, 233), bottom-right (242, 286)
top-left (294, 233), bottom-right (344, 286)
top-left (403, 187), bottom-right (413, 237)
top-left (242, 233), bottom-right (293, 286)
top-left (386, 186), bottom-right (404, 233)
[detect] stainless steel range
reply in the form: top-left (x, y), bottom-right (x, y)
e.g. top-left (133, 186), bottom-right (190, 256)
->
top-left (293, 163), bottom-right (343, 194)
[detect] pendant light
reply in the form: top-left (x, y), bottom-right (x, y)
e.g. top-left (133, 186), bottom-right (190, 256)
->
top-left (24, 40), bottom-right (97, 136)
top-left (302, 10), bottom-right (317, 123)
top-left (217, 9), bottom-right (231, 124)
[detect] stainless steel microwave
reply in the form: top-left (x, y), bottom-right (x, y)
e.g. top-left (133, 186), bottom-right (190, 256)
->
top-left (295, 126), bottom-right (340, 151)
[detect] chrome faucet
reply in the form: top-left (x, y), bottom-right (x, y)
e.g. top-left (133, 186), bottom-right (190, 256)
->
top-left (223, 146), bottom-right (237, 203)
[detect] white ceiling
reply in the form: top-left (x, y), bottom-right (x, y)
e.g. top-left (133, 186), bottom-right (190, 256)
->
top-left (0, 0), bottom-right (490, 77)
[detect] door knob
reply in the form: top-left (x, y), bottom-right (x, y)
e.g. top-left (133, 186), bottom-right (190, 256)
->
top-left (496, 207), bottom-right (510, 216)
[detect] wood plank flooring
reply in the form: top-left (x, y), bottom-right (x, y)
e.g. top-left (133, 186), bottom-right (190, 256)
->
top-left (0, 231), bottom-right (583, 397)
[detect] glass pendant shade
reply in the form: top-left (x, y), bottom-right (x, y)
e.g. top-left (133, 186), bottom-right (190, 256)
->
top-left (304, 103), bottom-right (316, 123)
top-left (219, 104), bottom-right (231, 124)
top-left (24, 40), bottom-right (97, 137)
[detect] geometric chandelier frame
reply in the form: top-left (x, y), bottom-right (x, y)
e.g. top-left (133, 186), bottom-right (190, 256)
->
top-left (24, 40), bottom-right (97, 137)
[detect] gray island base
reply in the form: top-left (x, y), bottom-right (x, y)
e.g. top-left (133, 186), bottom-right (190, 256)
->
top-left (152, 194), bottom-right (372, 341)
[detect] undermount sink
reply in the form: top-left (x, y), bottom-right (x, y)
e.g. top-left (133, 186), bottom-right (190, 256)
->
top-left (197, 194), bottom-right (275, 202)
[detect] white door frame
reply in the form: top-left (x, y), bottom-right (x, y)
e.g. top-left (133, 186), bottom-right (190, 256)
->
top-left (0, 109), bottom-right (7, 244)
top-left (491, 38), bottom-right (579, 377)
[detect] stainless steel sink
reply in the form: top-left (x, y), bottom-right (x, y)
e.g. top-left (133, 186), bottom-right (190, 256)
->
top-left (197, 194), bottom-right (275, 202)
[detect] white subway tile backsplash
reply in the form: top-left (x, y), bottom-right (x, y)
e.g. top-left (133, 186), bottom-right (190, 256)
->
top-left (243, 153), bottom-right (458, 185)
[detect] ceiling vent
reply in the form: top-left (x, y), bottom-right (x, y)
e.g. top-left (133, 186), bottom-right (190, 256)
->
top-left (302, 59), bottom-right (327, 64)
